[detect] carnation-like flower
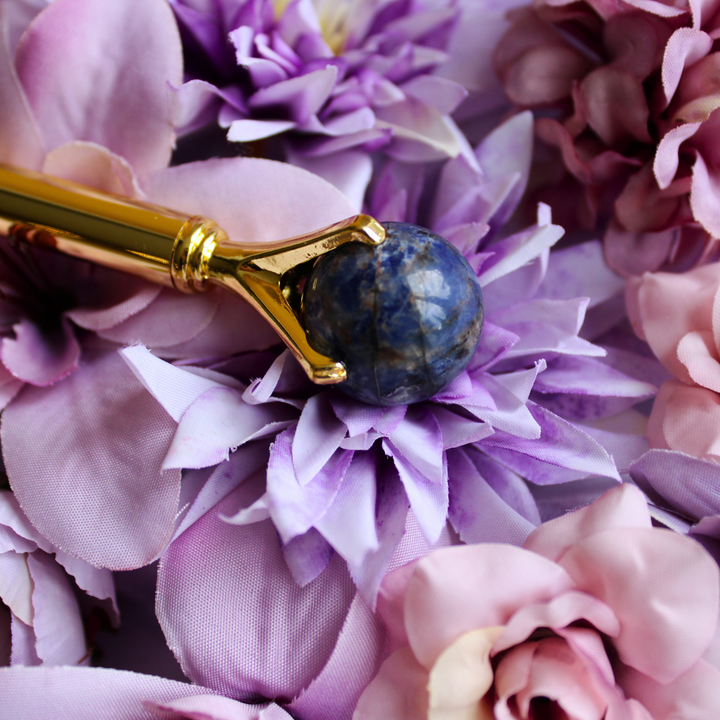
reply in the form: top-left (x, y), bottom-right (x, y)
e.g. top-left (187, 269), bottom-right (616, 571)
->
top-left (123, 113), bottom-right (655, 603)
top-left (0, 490), bottom-right (117, 667)
top-left (171, 0), bottom-right (471, 207)
top-left (0, 666), bottom-right (294, 719)
top-left (355, 483), bottom-right (720, 720)
top-left (0, 0), bottom-right (356, 571)
top-left (626, 261), bottom-right (720, 460)
top-left (495, 0), bottom-right (720, 276)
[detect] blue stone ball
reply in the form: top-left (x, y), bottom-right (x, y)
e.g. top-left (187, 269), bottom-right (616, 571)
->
top-left (302, 222), bottom-right (484, 406)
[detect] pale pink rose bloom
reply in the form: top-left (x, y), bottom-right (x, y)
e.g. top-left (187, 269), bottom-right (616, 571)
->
top-left (354, 484), bottom-right (720, 720)
top-left (627, 262), bottom-right (720, 460)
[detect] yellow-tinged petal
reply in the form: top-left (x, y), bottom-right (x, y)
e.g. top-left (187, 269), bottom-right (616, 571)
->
top-left (427, 626), bottom-right (505, 720)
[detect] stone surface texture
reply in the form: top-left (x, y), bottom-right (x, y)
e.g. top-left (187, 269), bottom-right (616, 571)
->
top-left (303, 222), bottom-right (484, 405)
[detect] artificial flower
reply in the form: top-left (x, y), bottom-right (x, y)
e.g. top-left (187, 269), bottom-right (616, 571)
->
top-left (0, 0), bottom-right (356, 571)
top-left (630, 448), bottom-right (720, 563)
top-left (355, 483), bottom-right (720, 720)
top-left (0, 666), bottom-right (294, 719)
top-left (495, 0), bottom-right (720, 276)
top-left (626, 261), bottom-right (720, 460)
top-left (123, 112), bottom-right (655, 606)
top-left (0, 489), bottom-right (117, 667)
top-left (170, 0), bottom-right (471, 207)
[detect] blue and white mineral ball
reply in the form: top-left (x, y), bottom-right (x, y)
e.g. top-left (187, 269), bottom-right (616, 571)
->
top-left (303, 222), bottom-right (484, 405)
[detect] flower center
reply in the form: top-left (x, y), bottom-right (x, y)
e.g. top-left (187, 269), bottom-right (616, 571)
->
top-left (272, 0), bottom-right (358, 54)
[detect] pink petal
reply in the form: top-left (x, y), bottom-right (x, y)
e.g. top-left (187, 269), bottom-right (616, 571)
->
top-left (227, 119), bottom-right (297, 142)
top-left (654, 122), bottom-right (702, 189)
top-left (690, 151), bottom-right (720, 238)
top-left (353, 647), bottom-right (429, 720)
top-left (1, 318), bottom-right (80, 386)
top-left (580, 67), bottom-right (651, 149)
top-left (652, 378), bottom-right (720, 459)
top-left (494, 590), bottom-right (621, 654)
top-left (403, 544), bottom-right (573, 669)
top-left (525, 484), bottom-right (652, 562)
top-left (677, 330), bottom-right (720, 391)
top-left (141, 157), bottom-right (356, 249)
top-left (0, 5), bottom-right (44, 169)
top-left (156, 476), bottom-right (356, 700)
top-left (560, 526), bottom-right (720, 683)
top-left (16, 0), bottom-right (182, 176)
top-left (3, 351), bottom-right (181, 569)
top-left (661, 29), bottom-right (713, 107)
top-left (621, 659), bottom-right (720, 719)
top-left (623, 0), bottom-right (686, 17)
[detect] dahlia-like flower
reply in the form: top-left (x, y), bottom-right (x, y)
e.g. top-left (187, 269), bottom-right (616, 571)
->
top-left (171, 0), bottom-right (471, 206)
top-left (495, 0), bottom-right (720, 275)
top-left (354, 483), bottom-right (720, 719)
top-left (0, 0), bottom-right (355, 572)
top-left (0, 490), bottom-right (117, 667)
top-left (123, 113), bottom-right (655, 604)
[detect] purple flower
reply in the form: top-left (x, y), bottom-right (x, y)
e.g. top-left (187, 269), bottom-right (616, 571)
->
top-left (0, 490), bottom-right (117, 667)
top-left (170, 0), bottom-right (471, 207)
top-left (123, 112), bottom-right (656, 605)
top-left (0, 0), bottom-right (358, 572)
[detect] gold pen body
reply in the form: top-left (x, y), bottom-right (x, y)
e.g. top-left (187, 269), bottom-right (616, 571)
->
top-left (0, 164), bottom-right (385, 384)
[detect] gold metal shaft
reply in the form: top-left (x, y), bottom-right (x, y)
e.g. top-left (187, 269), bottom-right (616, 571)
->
top-left (0, 164), bottom-right (385, 384)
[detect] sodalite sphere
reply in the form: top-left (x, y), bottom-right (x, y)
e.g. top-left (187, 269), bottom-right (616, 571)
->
top-left (303, 222), bottom-right (484, 406)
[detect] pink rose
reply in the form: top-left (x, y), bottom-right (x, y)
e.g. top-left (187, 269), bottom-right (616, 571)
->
top-left (354, 484), bottom-right (720, 719)
top-left (627, 263), bottom-right (720, 460)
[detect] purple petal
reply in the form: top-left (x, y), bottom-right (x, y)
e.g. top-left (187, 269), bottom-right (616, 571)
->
top-left (3, 351), bottom-right (181, 569)
top-left (227, 118), bottom-right (297, 142)
top-left (156, 475), bottom-right (356, 700)
top-left (315, 452), bottom-right (379, 568)
top-left (386, 406), bottom-right (444, 484)
top-left (401, 75), bottom-right (467, 115)
top-left (250, 67), bottom-right (337, 124)
top-left (630, 449), bottom-right (720, 523)
top-left (293, 393), bottom-right (348, 485)
top-left (0, 551), bottom-right (33, 624)
top-left (267, 428), bottom-right (352, 542)
top-left (448, 448), bottom-right (535, 546)
top-left (16, 0), bottom-right (183, 175)
top-left (480, 403), bottom-right (622, 483)
top-left (282, 528), bottom-right (334, 587)
top-left (98, 288), bottom-right (219, 349)
top-left (0, 5), bottom-right (44, 169)
top-left (9, 614), bottom-right (39, 665)
top-left (329, 394), bottom-right (386, 437)
top-left (385, 439), bottom-right (448, 544)
top-left (1, 318), bottom-right (80, 387)
top-left (534, 241), bottom-right (626, 307)
top-left (0, 666), bottom-right (285, 719)
top-left (166, 386), bottom-right (294, 470)
top-left (26, 552), bottom-right (86, 665)
top-left (430, 406), bottom-right (494, 449)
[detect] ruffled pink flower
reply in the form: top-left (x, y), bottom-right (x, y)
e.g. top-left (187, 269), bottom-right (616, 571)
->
top-left (0, 0), bottom-right (356, 571)
top-left (170, 0), bottom-right (471, 207)
top-left (355, 483), bottom-right (720, 720)
top-left (495, 0), bottom-right (720, 276)
top-left (626, 261), bottom-right (720, 460)
top-left (0, 490), bottom-right (117, 667)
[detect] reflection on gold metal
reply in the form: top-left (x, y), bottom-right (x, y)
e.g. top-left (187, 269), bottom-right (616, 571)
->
top-left (0, 163), bottom-right (386, 384)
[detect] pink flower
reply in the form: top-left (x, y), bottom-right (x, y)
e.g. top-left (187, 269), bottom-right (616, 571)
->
top-left (626, 262), bottom-right (720, 460)
top-left (355, 484), bottom-right (720, 719)
top-left (494, 0), bottom-right (720, 276)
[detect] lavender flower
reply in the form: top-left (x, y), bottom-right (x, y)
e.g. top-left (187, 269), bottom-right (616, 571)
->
top-left (123, 113), bottom-right (655, 603)
top-left (171, 0), bottom-right (471, 207)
